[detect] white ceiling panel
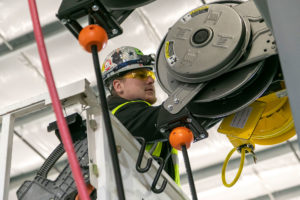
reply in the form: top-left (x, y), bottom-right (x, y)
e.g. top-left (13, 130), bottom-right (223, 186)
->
top-left (140, 0), bottom-right (203, 40)
top-left (0, 49), bottom-right (47, 106)
top-left (0, 0), bottom-right (61, 42)
top-left (180, 161), bottom-right (300, 200)
top-left (10, 134), bottom-right (45, 177)
top-left (14, 114), bottom-right (60, 161)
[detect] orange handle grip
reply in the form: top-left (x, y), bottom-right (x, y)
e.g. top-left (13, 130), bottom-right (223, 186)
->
top-left (78, 24), bottom-right (108, 53)
top-left (169, 127), bottom-right (194, 150)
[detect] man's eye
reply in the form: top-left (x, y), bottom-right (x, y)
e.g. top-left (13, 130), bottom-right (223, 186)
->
top-left (138, 74), bottom-right (147, 79)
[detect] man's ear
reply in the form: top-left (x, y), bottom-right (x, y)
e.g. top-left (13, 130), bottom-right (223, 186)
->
top-left (113, 79), bottom-right (123, 94)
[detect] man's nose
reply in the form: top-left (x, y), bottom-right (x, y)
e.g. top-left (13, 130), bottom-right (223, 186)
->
top-left (146, 76), bottom-right (155, 84)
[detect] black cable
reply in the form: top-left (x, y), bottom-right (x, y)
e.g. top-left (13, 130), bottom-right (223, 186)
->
top-left (182, 145), bottom-right (198, 200)
top-left (91, 45), bottom-right (126, 200)
top-left (36, 143), bottom-right (65, 178)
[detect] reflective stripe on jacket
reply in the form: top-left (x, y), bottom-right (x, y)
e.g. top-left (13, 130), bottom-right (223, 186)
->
top-left (111, 100), bottom-right (180, 186)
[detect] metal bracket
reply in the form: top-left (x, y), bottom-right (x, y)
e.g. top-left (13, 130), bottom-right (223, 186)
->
top-left (163, 83), bottom-right (206, 114)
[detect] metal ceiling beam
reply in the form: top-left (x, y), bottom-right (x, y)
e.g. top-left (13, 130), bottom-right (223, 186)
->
top-left (249, 184), bottom-right (300, 200)
top-left (180, 140), bottom-right (299, 184)
top-left (0, 21), bottom-right (65, 57)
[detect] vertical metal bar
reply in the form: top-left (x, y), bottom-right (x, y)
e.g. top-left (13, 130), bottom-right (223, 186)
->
top-left (64, 19), bottom-right (83, 39)
top-left (91, 44), bottom-right (126, 200)
top-left (0, 114), bottom-right (15, 200)
top-left (87, 108), bottom-right (113, 199)
top-left (265, 0), bottom-right (300, 148)
top-left (65, 22), bottom-right (80, 38)
top-left (182, 145), bottom-right (198, 200)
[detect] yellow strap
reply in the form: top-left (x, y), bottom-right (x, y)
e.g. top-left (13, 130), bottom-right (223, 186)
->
top-left (174, 164), bottom-right (180, 186)
top-left (145, 142), bottom-right (162, 157)
top-left (171, 148), bottom-right (178, 155)
top-left (171, 148), bottom-right (180, 186)
top-left (222, 147), bottom-right (246, 187)
top-left (111, 100), bottom-right (151, 115)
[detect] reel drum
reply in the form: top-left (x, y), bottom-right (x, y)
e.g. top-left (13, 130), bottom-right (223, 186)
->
top-left (156, 1), bottom-right (278, 118)
top-left (162, 4), bottom-right (250, 83)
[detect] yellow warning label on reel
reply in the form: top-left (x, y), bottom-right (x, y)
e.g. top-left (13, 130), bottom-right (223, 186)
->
top-left (189, 6), bottom-right (209, 16)
top-left (181, 5), bottom-right (209, 23)
top-left (165, 41), bottom-right (171, 59)
top-left (165, 40), bottom-right (177, 67)
top-left (218, 101), bottom-right (266, 140)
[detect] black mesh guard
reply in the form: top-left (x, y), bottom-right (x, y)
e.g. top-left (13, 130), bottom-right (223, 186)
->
top-left (16, 138), bottom-right (93, 200)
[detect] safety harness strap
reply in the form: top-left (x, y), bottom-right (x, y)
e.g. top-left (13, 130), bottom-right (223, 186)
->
top-left (171, 148), bottom-right (180, 186)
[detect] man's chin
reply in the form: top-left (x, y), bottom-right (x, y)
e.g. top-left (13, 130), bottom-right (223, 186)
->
top-left (146, 96), bottom-right (157, 105)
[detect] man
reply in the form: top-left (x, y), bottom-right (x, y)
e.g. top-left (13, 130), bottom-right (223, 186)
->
top-left (102, 46), bottom-right (180, 185)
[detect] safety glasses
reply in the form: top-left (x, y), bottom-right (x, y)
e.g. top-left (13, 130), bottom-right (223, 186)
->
top-left (122, 69), bottom-right (156, 80)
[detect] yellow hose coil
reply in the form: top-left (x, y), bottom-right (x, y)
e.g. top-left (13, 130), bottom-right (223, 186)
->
top-left (219, 89), bottom-right (296, 187)
top-left (252, 96), bottom-right (295, 145)
top-left (222, 147), bottom-right (251, 187)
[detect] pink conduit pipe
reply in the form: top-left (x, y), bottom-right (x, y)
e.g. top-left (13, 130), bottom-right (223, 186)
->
top-left (27, 0), bottom-right (90, 200)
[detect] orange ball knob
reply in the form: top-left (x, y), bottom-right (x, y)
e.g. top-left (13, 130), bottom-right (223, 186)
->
top-left (78, 24), bottom-right (108, 52)
top-left (169, 127), bottom-right (194, 150)
top-left (75, 184), bottom-right (95, 200)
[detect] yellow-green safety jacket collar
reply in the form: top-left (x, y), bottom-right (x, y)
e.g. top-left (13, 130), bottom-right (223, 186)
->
top-left (111, 99), bottom-right (180, 186)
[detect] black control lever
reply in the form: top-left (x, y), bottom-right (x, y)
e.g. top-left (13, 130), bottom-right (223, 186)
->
top-left (156, 106), bottom-right (208, 199)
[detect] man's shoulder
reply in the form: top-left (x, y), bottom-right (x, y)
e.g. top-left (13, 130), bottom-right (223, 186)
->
top-left (107, 95), bottom-right (127, 110)
top-left (107, 95), bottom-right (151, 111)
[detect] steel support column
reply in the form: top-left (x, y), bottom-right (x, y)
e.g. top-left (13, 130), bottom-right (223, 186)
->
top-left (0, 114), bottom-right (15, 200)
top-left (265, 0), bottom-right (300, 148)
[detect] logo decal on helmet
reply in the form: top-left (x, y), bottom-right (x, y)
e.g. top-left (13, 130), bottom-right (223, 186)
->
top-left (134, 48), bottom-right (144, 56)
top-left (102, 59), bottom-right (112, 72)
top-left (111, 48), bottom-right (123, 65)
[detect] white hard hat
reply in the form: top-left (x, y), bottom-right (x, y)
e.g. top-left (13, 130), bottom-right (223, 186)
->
top-left (102, 46), bottom-right (154, 85)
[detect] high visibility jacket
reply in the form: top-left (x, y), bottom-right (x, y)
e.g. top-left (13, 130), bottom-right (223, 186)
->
top-left (110, 98), bottom-right (180, 186)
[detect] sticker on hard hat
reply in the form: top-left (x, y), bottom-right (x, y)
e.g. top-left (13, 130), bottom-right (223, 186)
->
top-left (102, 59), bottom-right (112, 72)
top-left (134, 48), bottom-right (144, 55)
top-left (181, 5), bottom-right (209, 23)
top-left (165, 40), bottom-right (177, 67)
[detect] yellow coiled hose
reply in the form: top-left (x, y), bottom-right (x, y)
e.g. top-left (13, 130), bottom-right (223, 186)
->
top-left (222, 146), bottom-right (252, 187)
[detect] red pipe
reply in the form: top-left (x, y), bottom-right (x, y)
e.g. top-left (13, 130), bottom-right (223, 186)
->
top-left (27, 1), bottom-right (90, 199)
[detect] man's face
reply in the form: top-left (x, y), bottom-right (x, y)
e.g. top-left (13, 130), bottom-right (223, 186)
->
top-left (113, 69), bottom-right (157, 104)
